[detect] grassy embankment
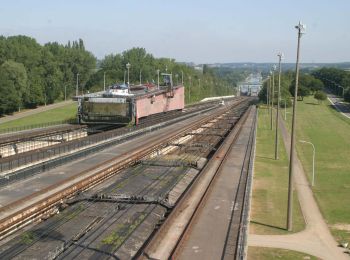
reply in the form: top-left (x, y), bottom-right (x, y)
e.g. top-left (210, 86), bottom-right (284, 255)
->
top-left (0, 103), bottom-right (77, 131)
top-left (283, 96), bottom-right (350, 243)
top-left (249, 106), bottom-right (305, 235)
top-left (247, 246), bottom-right (317, 260)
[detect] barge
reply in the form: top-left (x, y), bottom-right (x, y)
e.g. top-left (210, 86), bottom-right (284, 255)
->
top-left (77, 74), bottom-right (185, 125)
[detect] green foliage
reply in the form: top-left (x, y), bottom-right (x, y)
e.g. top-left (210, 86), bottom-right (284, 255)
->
top-left (0, 60), bottom-right (27, 114)
top-left (86, 48), bottom-right (236, 104)
top-left (312, 67), bottom-right (350, 96)
top-left (344, 89), bottom-right (350, 102)
top-left (314, 90), bottom-right (327, 104)
top-left (0, 35), bottom-right (96, 115)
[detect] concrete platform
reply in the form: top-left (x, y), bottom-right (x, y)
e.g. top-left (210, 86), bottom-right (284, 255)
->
top-left (176, 107), bottom-right (256, 260)
top-left (0, 108), bottom-right (219, 208)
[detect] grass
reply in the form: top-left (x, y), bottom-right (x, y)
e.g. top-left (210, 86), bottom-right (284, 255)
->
top-left (247, 246), bottom-right (318, 260)
top-left (283, 96), bottom-right (350, 243)
top-left (0, 103), bottom-right (77, 131)
top-left (250, 106), bottom-right (305, 235)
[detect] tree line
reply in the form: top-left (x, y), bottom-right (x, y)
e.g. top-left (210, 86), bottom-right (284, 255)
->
top-left (259, 67), bottom-right (350, 105)
top-left (0, 36), bottom-right (237, 116)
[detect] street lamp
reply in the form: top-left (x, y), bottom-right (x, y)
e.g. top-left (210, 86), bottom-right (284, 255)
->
top-left (270, 66), bottom-right (276, 130)
top-left (126, 63), bottom-right (131, 93)
top-left (275, 53), bottom-right (284, 160)
top-left (156, 69), bottom-right (160, 90)
top-left (139, 69), bottom-right (142, 85)
top-left (338, 85), bottom-right (344, 98)
top-left (76, 73), bottom-right (79, 96)
top-left (103, 72), bottom-right (106, 91)
top-left (287, 21), bottom-right (306, 232)
top-left (188, 76), bottom-right (192, 103)
top-left (299, 140), bottom-right (315, 186)
top-left (266, 76), bottom-right (270, 112)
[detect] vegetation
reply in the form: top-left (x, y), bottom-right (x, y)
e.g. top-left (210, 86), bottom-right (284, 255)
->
top-left (312, 67), bottom-right (350, 100)
top-left (283, 96), bottom-right (350, 243)
top-left (248, 247), bottom-right (317, 260)
top-left (0, 103), bottom-right (77, 131)
top-left (314, 90), bottom-right (327, 104)
top-left (0, 35), bottom-right (95, 115)
top-left (250, 107), bottom-right (305, 235)
top-left (0, 35), bottom-right (238, 116)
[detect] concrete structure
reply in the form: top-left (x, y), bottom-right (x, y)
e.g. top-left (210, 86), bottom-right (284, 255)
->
top-left (238, 73), bottom-right (262, 96)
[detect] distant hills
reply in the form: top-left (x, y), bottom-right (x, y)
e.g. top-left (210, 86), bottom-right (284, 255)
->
top-left (183, 62), bottom-right (350, 73)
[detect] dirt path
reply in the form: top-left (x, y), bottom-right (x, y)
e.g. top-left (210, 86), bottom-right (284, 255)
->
top-left (0, 100), bottom-right (74, 124)
top-left (248, 115), bottom-right (349, 260)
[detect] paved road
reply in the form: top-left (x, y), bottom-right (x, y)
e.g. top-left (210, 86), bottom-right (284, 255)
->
top-left (0, 101), bottom-right (75, 124)
top-left (327, 93), bottom-right (350, 119)
top-left (248, 116), bottom-right (349, 260)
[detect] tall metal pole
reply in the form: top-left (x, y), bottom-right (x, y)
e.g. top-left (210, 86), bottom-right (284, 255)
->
top-left (103, 72), bottom-right (106, 91)
top-left (287, 21), bottom-right (305, 231)
top-left (267, 77), bottom-right (270, 112)
top-left (299, 140), bottom-right (315, 187)
top-left (270, 68), bottom-right (276, 130)
top-left (284, 99), bottom-right (287, 120)
top-left (156, 69), bottom-right (160, 90)
top-left (76, 73), bottom-right (79, 96)
top-left (189, 76), bottom-right (192, 103)
top-left (139, 69), bottom-right (142, 85)
top-left (275, 53), bottom-right (283, 160)
top-left (126, 63), bottom-right (131, 93)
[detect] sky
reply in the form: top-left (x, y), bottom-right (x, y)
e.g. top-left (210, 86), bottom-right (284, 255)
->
top-left (0, 0), bottom-right (349, 63)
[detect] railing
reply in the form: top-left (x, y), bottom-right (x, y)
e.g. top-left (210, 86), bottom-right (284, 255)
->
top-left (0, 119), bottom-right (78, 135)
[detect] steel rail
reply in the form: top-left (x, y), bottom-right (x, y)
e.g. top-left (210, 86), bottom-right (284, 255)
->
top-left (0, 99), bottom-right (250, 240)
top-left (138, 106), bottom-right (253, 260)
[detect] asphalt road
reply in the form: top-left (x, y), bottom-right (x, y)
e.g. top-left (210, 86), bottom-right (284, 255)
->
top-left (327, 93), bottom-right (350, 119)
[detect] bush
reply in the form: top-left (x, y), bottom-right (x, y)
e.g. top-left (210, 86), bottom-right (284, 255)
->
top-left (314, 90), bottom-right (327, 104)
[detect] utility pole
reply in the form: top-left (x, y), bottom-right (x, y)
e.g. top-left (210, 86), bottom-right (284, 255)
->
top-left (156, 69), bottom-right (160, 90)
top-left (103, 72), bottom-right (106, 91)
top-left (275, 52), bottom-right (283, 160)
top-left (126, 63), bottom-right (131, 93)
top-left (76, 73), bottom-right (79, 96)
top-left (287, 21), bottom-right (306, 231)
top-left (267, 76), bottom-right (270, 112)
top-left (189, 76), bottom-right (192, 103)
top-left (139, 69), bottom-right (142, 85)
top-left (270, 66), bottom-right (276, 130)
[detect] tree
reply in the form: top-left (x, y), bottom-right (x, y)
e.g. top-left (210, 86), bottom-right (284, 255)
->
top-left (314, 91), bottom-right (327, 104)
top-left (0, 60), bottom-right (27, 114)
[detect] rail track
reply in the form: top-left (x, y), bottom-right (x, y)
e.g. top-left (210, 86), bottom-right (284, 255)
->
top-left (0, 99), bottom-right (232, 186)
top-left (139, 105), bottom-right (257, 260)
top-left (0, 97), bottom-right (254, 259)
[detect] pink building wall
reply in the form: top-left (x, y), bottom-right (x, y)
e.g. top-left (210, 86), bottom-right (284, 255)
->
top-left (135, 86), bottom-right (184, 121)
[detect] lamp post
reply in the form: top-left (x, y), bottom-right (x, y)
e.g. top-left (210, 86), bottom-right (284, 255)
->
top-left (76, 73), bottom-right (79, 96)
top-left (270, 66), bottom-right (276, 130)
top-left (266, 76), bottom-right (270, 111)
top-left (156, 69), bottom-right (160, 90)
top-left (275, 53), bottom-right (284, 160)
top-left (287, 21), bottom-right (306, 232)
top-left (338, 85), bottom-right (344, 98)
top-left (189, 76), bottom-right (192, 103)
top-left (103, 72), bottom-right (106, 91)
top-left (126, 63), bottom-right (131, 93)
top-left (139, 69), bottom-right (142, 85)
top-left (299, 140), bottom-right (315, 186)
